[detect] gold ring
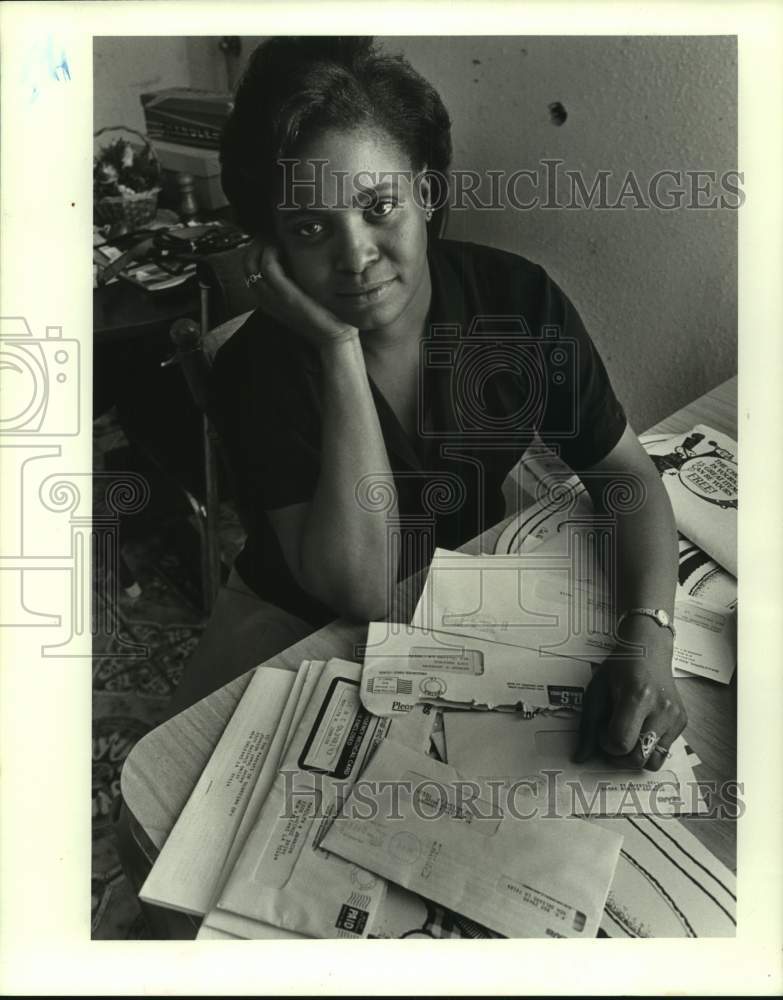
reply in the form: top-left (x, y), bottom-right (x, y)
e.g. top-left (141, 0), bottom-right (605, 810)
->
top-left (245, 271), bottom-right (264, 287)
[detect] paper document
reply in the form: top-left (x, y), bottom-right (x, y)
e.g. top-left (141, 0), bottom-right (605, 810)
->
top-left (502, 440), bottom-right (738, 612)
top-left (416, 548), bottom-right (735, 685)
top-left (591, 815), bottom-right (736, 937)
top-left (140, 665), bottom-right (296, 916)
top-left (413, 548), bottom-right (614, 663)
top-left (442, 711), bottom-right (707, 816)
top-left (216, 659), bottom-right (325, 889)
top-left (673, 535), bottom-right (737, 611)
top-left (321, 739), bottom-right (624, 938)
top-left (643, 425), bottom-right (737, 576)
top-left (672, 598), bottom-right (736, 684)
top-left (361, 621), bottom-right (592, 717)
top-left (504, 444), bottom-right (595, 555)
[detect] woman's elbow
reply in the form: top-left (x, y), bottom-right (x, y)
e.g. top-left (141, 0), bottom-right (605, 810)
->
top-left (301, 570), bottom-right (390, 623)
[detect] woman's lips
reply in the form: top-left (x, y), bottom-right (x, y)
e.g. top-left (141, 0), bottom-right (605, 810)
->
top-left (335, 277), bottom-right (398, 305)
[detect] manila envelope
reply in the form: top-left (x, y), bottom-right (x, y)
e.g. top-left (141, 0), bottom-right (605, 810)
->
top-left (361, 621), bottom-right (592, 717)
top-left (321, 739), bottom-right (624, 939)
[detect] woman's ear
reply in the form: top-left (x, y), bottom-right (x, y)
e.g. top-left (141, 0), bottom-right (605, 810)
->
top-left (414, 164), bottom-right (432, 214)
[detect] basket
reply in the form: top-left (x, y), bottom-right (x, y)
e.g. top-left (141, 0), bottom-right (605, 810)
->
top-left (94, 125), bottom-right (162, 228)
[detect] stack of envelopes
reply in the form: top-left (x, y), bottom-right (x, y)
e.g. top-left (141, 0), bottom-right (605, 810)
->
top-left (140, 618), bottom-right (734, 937)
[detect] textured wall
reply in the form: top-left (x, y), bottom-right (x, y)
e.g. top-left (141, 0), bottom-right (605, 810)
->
top-left (94, 35), bottom-right (738, 433)
top-left (93, 37), bottom-right (221, 135)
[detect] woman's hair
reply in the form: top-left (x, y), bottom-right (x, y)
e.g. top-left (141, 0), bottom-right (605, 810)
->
top-left (220, 36), bottom-right (453, 234)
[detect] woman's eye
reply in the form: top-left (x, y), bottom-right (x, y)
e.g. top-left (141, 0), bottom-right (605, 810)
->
top-left (296, 220), bottom-right (325, 238)
top-left (367, 199), bottom-right (398, 220)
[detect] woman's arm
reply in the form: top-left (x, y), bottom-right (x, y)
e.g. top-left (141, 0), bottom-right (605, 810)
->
top-left (574, 424), bottom-right (687, 769)
top-left (268, 333), bottom-right (399, 621)
top-left (248, 246), bottom-right (399, 622)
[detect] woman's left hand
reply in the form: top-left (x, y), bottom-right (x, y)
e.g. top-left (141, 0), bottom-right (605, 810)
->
top-left (574, 621), bottom-right (687, 771)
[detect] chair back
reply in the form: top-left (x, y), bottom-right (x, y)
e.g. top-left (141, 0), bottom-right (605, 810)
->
top-left (169, 312), bottom-right (252, 412)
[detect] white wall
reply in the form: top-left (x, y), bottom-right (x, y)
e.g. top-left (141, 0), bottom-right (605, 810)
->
top-left (94, 35), bottom-right (737, 433)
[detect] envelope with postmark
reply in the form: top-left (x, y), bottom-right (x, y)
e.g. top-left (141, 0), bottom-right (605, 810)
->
top-left (320, 739), bottom-right (624, 938)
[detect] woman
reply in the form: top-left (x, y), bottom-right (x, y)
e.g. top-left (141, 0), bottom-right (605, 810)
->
top-left (173, 36), bottom-right (686, 772)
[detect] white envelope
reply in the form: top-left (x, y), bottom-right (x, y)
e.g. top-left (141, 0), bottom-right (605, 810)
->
top-left (443, 711), bottom-right (707, 816)
top-left (413, 548), bottom-right (614, 663)
top-left (321, 739), bottom-right (624, 939)
top-left (140, 665), bottom-right (296, 916)
top-left (361, 621), bottom-right (593, 717)
top-left (216, 659), bottom-right (325, 890)
top-left (201, 906), bottom-right (309, 940)
top-left (415, 549), bottom-right (736, 686)
top-left (203, 880), bottom-right (453, 940)
top-left (216, 658), bottom-right (390, 938)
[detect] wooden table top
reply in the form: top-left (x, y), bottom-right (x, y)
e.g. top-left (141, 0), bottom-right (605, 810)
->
top-left (121, 375), bottom-right (738, 874)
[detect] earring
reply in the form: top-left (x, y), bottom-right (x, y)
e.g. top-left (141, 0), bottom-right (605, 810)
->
top-left (425, 208), bottom-right (434, 222)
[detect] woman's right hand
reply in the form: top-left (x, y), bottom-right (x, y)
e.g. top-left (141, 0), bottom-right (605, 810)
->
top-left (244, 242), bottom-right (359, 349)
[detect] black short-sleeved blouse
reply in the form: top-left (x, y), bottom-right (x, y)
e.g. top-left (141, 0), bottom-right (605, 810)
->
top-left (210, 238), bottom-right (627, 626)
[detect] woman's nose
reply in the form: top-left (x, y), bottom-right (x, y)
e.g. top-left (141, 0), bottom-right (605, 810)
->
top-left (334, 220), bottom-right (380, 274)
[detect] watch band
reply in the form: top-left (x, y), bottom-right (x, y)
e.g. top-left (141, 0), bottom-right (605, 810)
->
top-left (617, 607), bottom-right (677, 639)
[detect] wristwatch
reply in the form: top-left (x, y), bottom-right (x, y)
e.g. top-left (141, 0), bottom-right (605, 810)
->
top-left (617, 607), bottom-right (677, 639)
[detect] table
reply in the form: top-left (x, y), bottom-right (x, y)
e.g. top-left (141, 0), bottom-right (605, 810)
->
top-left (120, 376), bottom-right (738, 883)
top-left (94, 276), bottom-right (199, 344)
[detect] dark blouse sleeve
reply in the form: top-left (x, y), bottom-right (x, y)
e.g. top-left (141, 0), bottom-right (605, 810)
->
top-left (534, 266), bottom-right (628, 470)
top-left (209, 317), bottom-right (322, 513)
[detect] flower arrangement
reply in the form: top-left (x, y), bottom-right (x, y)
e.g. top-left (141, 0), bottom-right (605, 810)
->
top-left (93, 126), bottom-right (162, 228)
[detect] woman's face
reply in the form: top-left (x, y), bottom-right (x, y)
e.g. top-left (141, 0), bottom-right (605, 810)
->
top-left (272, 126), bottom-right (431, 334)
